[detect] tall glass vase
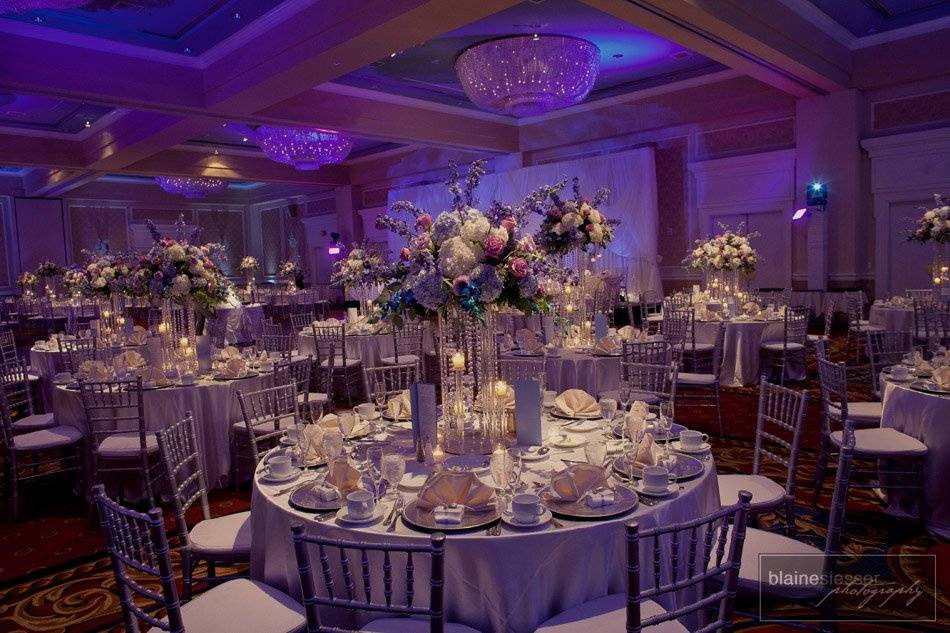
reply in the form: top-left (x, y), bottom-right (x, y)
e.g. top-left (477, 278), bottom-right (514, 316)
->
top-left (437, 306), bottom-right (503, 455)
top-left (932, 243), bottom-right (949, 300)
top-left (159, 298), bottom-right (197, 376)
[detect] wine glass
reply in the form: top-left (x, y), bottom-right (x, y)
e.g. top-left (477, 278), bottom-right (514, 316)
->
top-left (618, 380), bottom-right (632, 416)
top-left (338, 410), bottom-right (356, 438)
top-left (599, 397), bottom-right (618, 437)
top-left (372, 380), bottom-right (388, 419)
top-left (585, 439), bottom-right (608, 468)
top-left (320, 429), bottom-right (344, 462)
top-left (504, 455), bottom-right (524, 495)
top-left (364, 446), bottom-right (384, 501)
top-left (380, 453), bottom-right (405, 502)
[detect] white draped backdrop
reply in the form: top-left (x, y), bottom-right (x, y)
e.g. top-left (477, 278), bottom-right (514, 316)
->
top-left (385, 147), bottom-right (662, 298)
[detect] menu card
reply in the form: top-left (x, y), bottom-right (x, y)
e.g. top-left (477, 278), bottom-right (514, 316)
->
top-left (514, 379), bottom-right (542, 446)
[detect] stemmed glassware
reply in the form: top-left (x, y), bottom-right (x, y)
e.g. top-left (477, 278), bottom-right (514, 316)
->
top-left (363, 446), bottom-right (384, 501)
top-left (657, 401), bottom-right (675, 464)
top-left (618, 381), bottom-right (632, 418)
top-left (584, 439), bottom-right (608, 469)
top-left (599, 398), bottom-right (618, 438)
top-left (504, 454), bottom-right (524, 495)
top-left (380, 452), bottom-right (406, 502)
top-left (372, 380), bottom-right (388, 421)
top-left (490, 450), bottom-right (511, 512)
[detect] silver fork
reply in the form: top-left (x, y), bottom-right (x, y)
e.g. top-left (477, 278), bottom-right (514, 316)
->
top-left (386, 497), bottom-right (404, 532)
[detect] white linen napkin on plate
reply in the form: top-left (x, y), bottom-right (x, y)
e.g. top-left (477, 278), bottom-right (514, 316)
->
top-left (415, 471), bottom-right (495, 512)
top-left (386, 391), bottom-right (412, 419)
top-left (555, 389), bottom-right (599, 417)
top-left (78, 360), bottom-right (112, 381)
top-left (544, 464), bottom-right (609, 503)
top-left (592, 335), bottom-right (621, 355)
top-left (932, 366), bottom-right (950, 388)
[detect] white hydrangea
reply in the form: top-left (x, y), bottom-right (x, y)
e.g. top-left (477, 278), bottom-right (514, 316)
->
top-left (459, 211), bottom-right (490, 243)
top-left (439, 236), bottom-right (480, 279)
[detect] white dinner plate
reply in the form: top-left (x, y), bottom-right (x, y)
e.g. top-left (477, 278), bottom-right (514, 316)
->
top-left (562, 419), bottom-right (601, 433)
top-left (508, 446), bottom-right (549, 461)
top-left (551, 435), bottom-right (587, 449)
top-left (631, 481), bottom-right (678, 498)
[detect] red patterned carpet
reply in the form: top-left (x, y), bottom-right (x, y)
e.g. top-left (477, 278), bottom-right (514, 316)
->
top-left (0, 336), bottom-right (946, 632)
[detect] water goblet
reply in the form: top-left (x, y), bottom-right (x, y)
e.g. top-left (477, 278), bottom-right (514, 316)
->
top-left (584, 439), bottom-right (608, 468)
top-left (372, 381), bottom-right (388, 419)
top-left (321, 429), bottom-right (344, 461)
top-left (338, 410), bottom-right (356, 438)
top-left (505, 455), bottom-right (524, 495)
top-left (381, 453), bottom-right (406, 502)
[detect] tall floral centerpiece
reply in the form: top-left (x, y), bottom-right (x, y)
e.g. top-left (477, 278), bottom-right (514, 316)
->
top-left (685, 225), bottom-right (759, 303)
top-left (377, 160), bottom-right (553, 454)
top-left (238, 256), bottom-right (259, 299)
top-left (331, 243), bottom-right (389, 316)
top-left (278, 260), bottom-right (302, 290)
top-left (35, 260), bottom-right (65, 298)
top-left (16, 272), bottom-right (38, 298)
top-left (908, 194), bottom-right (950, 294)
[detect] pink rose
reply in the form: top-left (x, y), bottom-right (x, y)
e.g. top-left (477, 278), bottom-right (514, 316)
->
top-left (483, 234), bottom-right (506, 258)
top-left (399, 247), bottom-right (410, 261)
top-left (509, 258), bottom-right (529, 278)
top-left (517, 235), bottom-right (536, 253)
top-left (416, 213), bottom-right (433, 230)
top-left (501, 217), bottom-right (516, 233)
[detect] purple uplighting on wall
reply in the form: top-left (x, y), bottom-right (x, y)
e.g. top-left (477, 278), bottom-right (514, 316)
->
top-left (255, 126), bottom-right (353, 171)
top-left (154, 175), bottom-right (227, 199)
top-left (455, 34), bottom-right (600, 117)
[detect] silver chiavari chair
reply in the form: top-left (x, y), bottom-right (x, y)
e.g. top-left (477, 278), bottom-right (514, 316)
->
top-left (866, 330), bottom-right (913, 400)
top-left (234, 384), bottom-right (300, 486)
top-left (362, 362), bottom-right (419, 403)
top-left (622, 361), bottom-right (678, 415)
top-left (0, 361), bottom-right (56, 433)
top-left (906, 288), bottom-right (934, 302)
top-left (675, 322), bottom-right (724, 436)
top-left (0, 381), bottom-right (84, 520)
top-left (291, 526), bottom-right (478, 633)
top-left (813, 359), bottom-right (927, 520)
top-left (0, 328), bottom-right (19, 366)
top-left (845, 291), bottom-right (880, 361)
top-left (95, 485), bottom-right (305, 633)
top-left (621, 339), bottom-right (671, 365)
top-left (263, 318), bottom-right (284, 337)
top-left (312, 322), bottom-right (363, 406)
top-left (157, 414), bottom-right (251, 601)
top-left (718, 380), bottom-right (808, 535)
top-left (913, 298), bottom-right (949, 347)
top-left (760, 306), bottom-right (809, 385)
top-left (57, 336), bottom-right (101, 374)
top-left (80, 377), bottom-right (162, 506)
top-left (639, 291), bottom-right (663, 334)
top-left (273, 356), bottom-right (314, 420)
top-left (261, 333), bottom-right (295, 361)
top-left (536, 491), bottom-right (752, 632)
top-left (663, 307), bottom-right (713, 371)
top-left (381, 319), bottom-right (424, 372)
top-left (289, 310), bottom-right (314, 349)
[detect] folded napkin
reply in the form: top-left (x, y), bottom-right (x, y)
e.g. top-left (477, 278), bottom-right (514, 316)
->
top-left (592, 335), bottom-right (621, 355)
top-left (78, 360), bottom-right (112, 381)
top-left (516, 328), bottom-right (543, 353)
top-left (554, 389), bottom-right (600, 418)
top-left (221, 357), bottom-right (246, 378)
top-left (585, 488), bottom-right (616, 508)
top-left (933, 366), bottom-right (950, 388)
top-left (433, 505), bottom-right (465, 524)
top-left (386, 390), bottom-right (412, 419)
top-left (220, 345), bottom-right (242, 360)
top-left (113, 350), bottom-right (146, 370)
top-left (310, 482), bottom-right (341, 502)
top-left (617, 325), bottom-right (638, 342)
top-left (743, 301), bottom-right (760, 315)
top-left (415, 470), bottom-right (495, 512)
top-left (324, 458), bottom-right (362, 495)
top-left (302, 424), bottom-right (326, 462)
top-left (915, 358), bottom-right (934, 373)
top-left (624, 412), bottom-right (646, 441)
top-left (316, 413), bottom-right (339, 430)
top-left (630, 433), bottom-right (659, 468)
top-left (127, 329), bottom-right (148, 345)
top-left (629, 400), bottom-right (649, 420)
top-left (545, 464), bottom-right (609, 502)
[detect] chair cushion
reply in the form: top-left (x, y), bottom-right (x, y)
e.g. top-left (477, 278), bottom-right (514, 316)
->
top-left (320, 357), bottom-right (362, 368)
top-left (806, 334), bottom-right (827, 343)
top-left (535, 593), bottom-right (686, 632)
top-left (96, 431), bottom-right (158, 458)
top-left (629, 392), bottom-right (661, 405)
top-left (677, 372), bottom-right (716, 386)
top-left (687, 342), bottom-right (715, 352)
top-left (380, 354), bottom-right (420, 365)
top-left (361, 618), bottom-right (481, 633)
top-left (830, 427), bottom-right (928, 457)
top-left (718, 474), bottom-right (785, 510)
top-left (828, 401), bottom-right (882, 422)
top-left (232, 414), bottom-right (298, 434)
top-left (761, 342), bottom-right (805, 351)
top-left (13, 425), bottom-right (83, 451)
top-left (189, 511), bottom-right (252, 557)
top-left (853, 323), bottom-right (884, 333)
top-left (645, 314), bottom-right (664, 322)
top-left (146, 578), bottom-right (305, 633)
top-left (11, 412), bottom-right (57, 432)
top-left (298, 392), bottom-right (329, 404)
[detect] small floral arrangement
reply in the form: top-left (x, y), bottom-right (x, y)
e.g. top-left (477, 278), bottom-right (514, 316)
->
top-left (533, 177), bottom-right (614, 255)
top-left (75, 253), bottom-right (131, 298)
top-left (35, 260), bottom-right (65, 278)
top-left (278, 260), bottom-right (302, 287)
top-left (376, 160), bottom-right (552, 321)
top-left (909, 194), bottom-right (950, 244)
top-left (685, 225), bottom-right (759, 274)
top-left (63, 267), bottom-right (86, 293)
top-left (238, 256), bottom-right (259, 272)
top-left (16, 271), bottom-right (38, 290)
top-left (331, 243), bottom-right (388, 289)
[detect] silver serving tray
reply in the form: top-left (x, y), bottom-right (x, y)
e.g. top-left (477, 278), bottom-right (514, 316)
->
top-left (401, 500), bottom-right (500, 532)
top-left (543, 484), bottom-right (638, 519)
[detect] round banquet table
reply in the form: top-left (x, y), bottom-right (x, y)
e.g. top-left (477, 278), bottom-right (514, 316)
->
top-left (695, 318), bottom-right (791, 387)
top-left (250, 418), bottom-right (719, 633)
top-left (52, 372), bottom-right (271, 496)
top-left (881, 379), bottom-right (950, 538)
top-left (869, 304), bottom-right (915, 333)
top-left (205, 303), bottom-right (265, 345)
top-left (29, 341), bottom-right (135, 408)
top-left (297, 330), bottom-right (395, 368)
top-left (500, 350), bottom-right (621, 396)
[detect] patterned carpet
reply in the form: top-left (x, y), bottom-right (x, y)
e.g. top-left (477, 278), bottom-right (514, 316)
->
top-left (0, 335), bottom-right (946, 632)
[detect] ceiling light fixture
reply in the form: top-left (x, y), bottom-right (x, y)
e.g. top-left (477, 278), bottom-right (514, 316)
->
top-left (155, 176), bottom-right (227, 199)
top-left (455, 34), bottom-right (600, 118)
top-left (1, 1), bottom-right (89, 14)
top-left (255, 126), bottom-right (353, 171)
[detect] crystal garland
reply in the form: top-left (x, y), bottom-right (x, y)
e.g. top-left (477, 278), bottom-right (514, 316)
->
top-left (704, 269), bottom-right (752, 306)
top-left (932, 244), bottom-right (949, 299)
top-left (97, 295), bottom-right (126, 345)
top-left (437, 307), bottom-right (506, 455)
top-left (157, 299), bottom-right (197, 377)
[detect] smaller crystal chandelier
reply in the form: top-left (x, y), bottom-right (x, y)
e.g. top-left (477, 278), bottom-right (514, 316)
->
top-left (455, 34), bottom-right (600, 118)
top-left (255, 126), bottom-right (353, 171)
top-left (155, 176), bottom-right (228, 199)
top-left (1, 1), bottom-right (89, 12)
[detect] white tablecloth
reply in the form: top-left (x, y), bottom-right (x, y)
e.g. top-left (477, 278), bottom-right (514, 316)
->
top-left (30, 342), bottom-right (131, 408)
top-left (870, 305), bottom-right (915, 333)
top-left (881, 380), bottom-right (950, 538)
top-left (500, 351), bottom-right (621, 396)
top-left (250, 418), bottom-right (719, 633)
top-left (695, 319), bottom-right (791, 387)
top-left (206, 303), bottom-right (265, 345)
top-left (298, 331), bottom-right (395, 368)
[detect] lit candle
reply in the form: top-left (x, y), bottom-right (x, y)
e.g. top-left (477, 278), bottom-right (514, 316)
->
top-left (179, 336), bottom-right (189, 349)
top-left (116, 316), bottom-right (125, 327)
top-left (494, 380), bottom-right (508, 398)
top-left (157, 322), bottom-right (169, 335)
top-left (450, 351), bottom-right (465, 371)
top-left (565, 304), bottom-right (574, 314)
top-left (935, 277), bottom-right (942, 285)
top-left (101, 310), bottom-right (111, 319)
top-left (432, 444), bottom-right (446, 467)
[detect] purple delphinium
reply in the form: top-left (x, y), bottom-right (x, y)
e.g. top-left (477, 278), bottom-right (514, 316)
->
top-left (409, 268), bottom-right (449, 311)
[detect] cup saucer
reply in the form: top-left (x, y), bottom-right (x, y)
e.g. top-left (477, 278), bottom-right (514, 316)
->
top-left (631, 481), bottom-right (678, 498)
top-left (501, 508), bottom-right (552, 528)
top-left (551, 435), bottom-right (587, 449)
top-left (260, 467), bottom-right (301, 484)
top-left (672, 440), bottom-right (710, 454)
top-left (335, 506), bottom-right (385, 525)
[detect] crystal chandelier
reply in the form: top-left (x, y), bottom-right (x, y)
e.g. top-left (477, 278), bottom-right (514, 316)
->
top-left (255, 126), bottom-right (353, 171)
top-left (455, 35), bottom-right (600, 118)
top-left (1, 1), bottom-right (89, 12)
top-left (155, 176), bottom-right (228, 199)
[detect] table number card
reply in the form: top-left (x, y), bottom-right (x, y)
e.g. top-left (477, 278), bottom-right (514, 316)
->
top-left (514, 379), bottom-right (542, 446)
top-left (594, 313), bottom-right (609, 340)
top-left (410, 382), bottom-right (438, 445)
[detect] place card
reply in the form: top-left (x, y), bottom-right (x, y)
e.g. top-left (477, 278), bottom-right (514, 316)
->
top-left (410, 382), bottom-right (438, 446)
top-left (594, 313), bottom-right (609, 340)
top-left (514, 379), bottom-right (542, 446)
top-left (346, 307), bottom-right (359, 324)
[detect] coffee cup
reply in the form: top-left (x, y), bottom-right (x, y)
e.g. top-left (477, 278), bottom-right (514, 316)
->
top-left (346, 490), bottom-right (375, 520)
top-left (356, 402), bottom-right (376, 419)
top-left (268, 455), bottom-right (293, 478)
top-left (679, 429), bottom-right (708, 449)
top-left (542, 390), bottom-right (557, 408)
top-left (642, 465), bottom-right (672, 492)
top-left (891, 365), bottom-right (909, 380)
top-left (511, 492), bottom-right (544, 523)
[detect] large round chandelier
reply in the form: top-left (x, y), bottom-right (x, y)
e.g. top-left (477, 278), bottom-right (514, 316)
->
top-left (255, 126), bottom-right (353, 171)
top-left (455, 35), bottom-right (600, 118)
top-left (155, 176), bottom-right (228, 199)
top-left (1, 1), bottom-right (89, 12)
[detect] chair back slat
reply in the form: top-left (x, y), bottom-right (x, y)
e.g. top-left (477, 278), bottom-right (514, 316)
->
top-left (362, 363), bottom-right (419, 403)
top-left (622, 361), bottom-right (678, 408)
top-left (236, 384), bottom-right (300, 461)
top-left (0, 361), bottom-right (36, 416)
top-left (752, 381), bottom-right (809, 497)
top-left (261, 333), bottom-right (294, 360)
top-left (80, 378), bottom-right (148, 447)
top-left (156, 413), bottom-right (210, 545)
